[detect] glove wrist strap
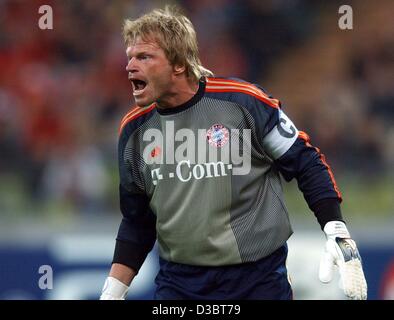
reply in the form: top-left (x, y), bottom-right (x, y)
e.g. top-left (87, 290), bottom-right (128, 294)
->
top-left (101, 276), bottom-right (129, 299)
top-left (324, 221), bottom-right (350, 239)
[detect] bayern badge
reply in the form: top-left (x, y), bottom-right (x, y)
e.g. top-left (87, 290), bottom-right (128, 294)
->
top-left (206, 124), bottom-right (229, 148)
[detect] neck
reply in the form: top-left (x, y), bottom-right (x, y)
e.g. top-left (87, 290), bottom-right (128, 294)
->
top-left (157, 77), bottom-right (199, 109)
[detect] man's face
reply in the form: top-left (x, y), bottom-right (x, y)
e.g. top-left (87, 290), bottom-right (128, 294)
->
top-left (126, 37), bottom-right (175, 107)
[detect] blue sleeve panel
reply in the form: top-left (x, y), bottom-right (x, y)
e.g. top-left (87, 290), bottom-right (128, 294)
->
top-left (274, 132), bottom-right (344, 228)
top-left (274, 132), bottom-right (342, 207)
top-left (113, 110), bottom-right (157, 273)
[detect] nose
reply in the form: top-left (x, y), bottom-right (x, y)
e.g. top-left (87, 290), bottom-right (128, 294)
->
top-left (126, 57), bottom-right (138, 73)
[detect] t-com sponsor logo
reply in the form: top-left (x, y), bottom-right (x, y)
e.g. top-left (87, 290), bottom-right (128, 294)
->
top-left (143, 121), bottom-right (251, 184)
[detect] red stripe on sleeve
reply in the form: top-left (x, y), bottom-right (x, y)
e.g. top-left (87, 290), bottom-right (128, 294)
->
top-left (298, 131), bottom-right (342, 200)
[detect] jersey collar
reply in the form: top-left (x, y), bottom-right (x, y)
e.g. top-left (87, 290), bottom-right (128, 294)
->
top-left (155, 79), bottom-right (206, 115)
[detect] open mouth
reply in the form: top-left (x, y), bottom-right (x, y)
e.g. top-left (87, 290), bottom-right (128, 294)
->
top-left (131, 79), bottom-right (147, 95)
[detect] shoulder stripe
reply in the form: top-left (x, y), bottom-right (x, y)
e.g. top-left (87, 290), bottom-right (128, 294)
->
top-left (298, 131), bottom-right (342, 200)
top-left (206, 78), bottom-right (280, 108)
top-left (118, 103), bottom-right (156, 135)
top-left (208, 81), bottom-right (263, 96)
top-left (120, 106), bottom-right (140, 125)
top-left (207, 78), bottom-right (266, 96)
top-left (207, 78), bottom-right (280, 105)
top-left (207, 78), bottom-right (266, 94)
top-left (206, 85), bottom-right (279, 109)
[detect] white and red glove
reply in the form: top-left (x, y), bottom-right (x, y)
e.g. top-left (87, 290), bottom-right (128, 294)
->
top-left (319, 221), bottom-right (367, 300)
top-left (100, 277), bottom-right (129, 300)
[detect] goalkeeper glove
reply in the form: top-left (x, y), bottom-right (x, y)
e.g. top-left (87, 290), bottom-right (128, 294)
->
top-left (319, 221), bottom-right (367, 300)
top-left (100, 276), bottom-right (129, 300)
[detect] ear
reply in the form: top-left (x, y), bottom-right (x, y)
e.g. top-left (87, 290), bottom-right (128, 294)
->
top-left (173, 64), bottom-right (186, 75)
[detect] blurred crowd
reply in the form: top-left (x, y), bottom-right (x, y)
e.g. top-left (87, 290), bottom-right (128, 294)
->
top-left (0, 0), bottom-right (392, 215)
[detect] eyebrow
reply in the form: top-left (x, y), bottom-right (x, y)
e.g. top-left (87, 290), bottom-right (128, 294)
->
top-left (126, 50), bottom-right (152, 59)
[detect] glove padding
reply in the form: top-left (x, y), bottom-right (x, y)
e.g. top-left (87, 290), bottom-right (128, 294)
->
top-left (100, 276), bottom-right (129, 300)
top-left (319, 221), bottom-right (367, 300)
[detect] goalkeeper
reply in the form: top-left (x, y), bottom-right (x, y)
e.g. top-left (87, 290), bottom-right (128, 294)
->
top-left (101, 6), bottom-right (367, 300)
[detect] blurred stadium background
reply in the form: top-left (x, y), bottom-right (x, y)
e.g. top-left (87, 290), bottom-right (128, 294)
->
top-left (0, 0), bottom-right (393, 300)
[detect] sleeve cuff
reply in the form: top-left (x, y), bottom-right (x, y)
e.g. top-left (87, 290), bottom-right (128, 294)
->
top-left (112, 239), bottom-right (151, 274)
top-left (310, 198), bottom-right (344, 230)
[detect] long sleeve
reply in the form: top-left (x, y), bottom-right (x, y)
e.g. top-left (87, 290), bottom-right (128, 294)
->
top-left (273, 131), bottom-right (343, 228)
top-left (112, 107), bottom-right (157, 272)
top-left (113, 183), bottom-right (156, 272)
top-left (246, 89), bottom-right (344, 228)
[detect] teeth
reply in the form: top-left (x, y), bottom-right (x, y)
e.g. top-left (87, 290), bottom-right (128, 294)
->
top-left (131, 80), bottom-right (146, 94)
top-left (133, 86), bottom-right (145, 96)
top-left (131, 80), bottom-right (146, 96)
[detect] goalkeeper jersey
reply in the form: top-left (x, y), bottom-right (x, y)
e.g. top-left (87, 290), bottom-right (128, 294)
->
top-left (115, 77), bottom-right (342, 269)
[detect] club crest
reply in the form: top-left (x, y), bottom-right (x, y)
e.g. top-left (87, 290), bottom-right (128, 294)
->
top-left (206, 124), bottom-right (229, 148)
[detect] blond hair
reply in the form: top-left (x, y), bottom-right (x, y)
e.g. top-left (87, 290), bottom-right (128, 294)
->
top-left (123, 5), bottom-right (213, 83)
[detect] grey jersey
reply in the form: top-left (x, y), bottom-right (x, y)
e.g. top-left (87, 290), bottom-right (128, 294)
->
top-left (116, 77), bottom-right (341, 268)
